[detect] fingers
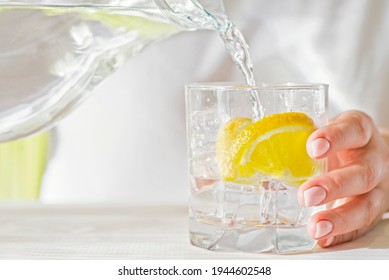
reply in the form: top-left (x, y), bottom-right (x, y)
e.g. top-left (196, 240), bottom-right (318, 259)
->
top-left (306, 186), bottom-right (386, 243)
top-left (298, 158), bottom-right (383, 207)
top-left (301, 110), bottom-right (389, 248)
top-left (300, 109), bottom-right (387, 207)
top-left (317, 228), bottom-right (370, 248)
top-left (307, 110), bottom-right (374, 159)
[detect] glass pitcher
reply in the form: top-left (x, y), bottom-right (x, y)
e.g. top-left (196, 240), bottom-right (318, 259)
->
top-left (0, 0), bottom-right (227, 142)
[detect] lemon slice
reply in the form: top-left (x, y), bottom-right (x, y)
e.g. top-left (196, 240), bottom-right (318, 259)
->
top-left (216, 112), bottom-right (317, 184)
top-left (216, 117), bottom-right (252, 181)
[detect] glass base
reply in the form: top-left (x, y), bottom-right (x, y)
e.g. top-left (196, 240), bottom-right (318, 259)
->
top-left (189, 223), bottom-right (316, 254)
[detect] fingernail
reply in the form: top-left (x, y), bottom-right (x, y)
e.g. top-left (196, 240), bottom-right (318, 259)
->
top-left (304, 186), bottom-right (327, 207)
top-left (309, 138), bottom-right (330, 158)
top-left (315, 220), bottom-right (333, 238)
top-left (324, 236), bottom-right (335, 247)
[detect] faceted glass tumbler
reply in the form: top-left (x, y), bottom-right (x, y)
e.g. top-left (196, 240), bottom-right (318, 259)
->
top-left (185, 83), bottom-right (328, 254)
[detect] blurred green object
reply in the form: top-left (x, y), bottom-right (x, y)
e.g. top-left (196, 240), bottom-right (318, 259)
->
top-left (0, 132), bottom-right (50, 200)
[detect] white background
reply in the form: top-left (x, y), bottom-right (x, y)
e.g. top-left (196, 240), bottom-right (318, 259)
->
top-left (40, 0), bottom-right (389, 204)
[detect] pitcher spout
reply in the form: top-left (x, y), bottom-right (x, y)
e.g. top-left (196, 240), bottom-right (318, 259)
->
top-left (155, 0), bottom-right (227, 31)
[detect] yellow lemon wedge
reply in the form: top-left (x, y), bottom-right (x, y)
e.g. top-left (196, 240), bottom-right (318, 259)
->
top-left (216, 112), bottom-right (317, 185)
top-left (216, 117), bottom-right (252, 181)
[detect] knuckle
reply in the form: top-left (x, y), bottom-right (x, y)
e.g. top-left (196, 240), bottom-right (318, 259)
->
top-left (361, 161), bottom-right (379, 189)
top-left (334, 207), bottom-right (349, 232)
top-left (350, 230), bottom-right (360, 241)
top-left (327, 172), bottom-right (345, 198)
top-left (348, 111), bottom-right (372, 143)
top-left (364, 194), bottom-right (380, 226)
top-left (329, 124), bottom-right (347, 147)
top-left (333, 230), bottom-right (361, 247)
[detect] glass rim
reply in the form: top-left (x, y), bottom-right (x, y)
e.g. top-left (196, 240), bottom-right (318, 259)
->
top-left (185, 82), bottom-right (329, 91)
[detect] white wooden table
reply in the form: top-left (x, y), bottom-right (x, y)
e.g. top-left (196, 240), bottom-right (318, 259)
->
top-left (0, 203), bottom-right (388, 259)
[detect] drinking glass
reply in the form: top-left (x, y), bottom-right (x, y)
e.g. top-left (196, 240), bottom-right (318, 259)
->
top-left (185, 82), bottom-right (328, 254)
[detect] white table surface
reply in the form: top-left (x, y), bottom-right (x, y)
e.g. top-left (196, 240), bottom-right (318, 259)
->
top-left (0, 203), bottom-right (388, 260)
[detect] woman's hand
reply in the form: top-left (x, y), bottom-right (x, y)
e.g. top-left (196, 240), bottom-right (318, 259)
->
top-left (298, 110), bottom-right (389, 247)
